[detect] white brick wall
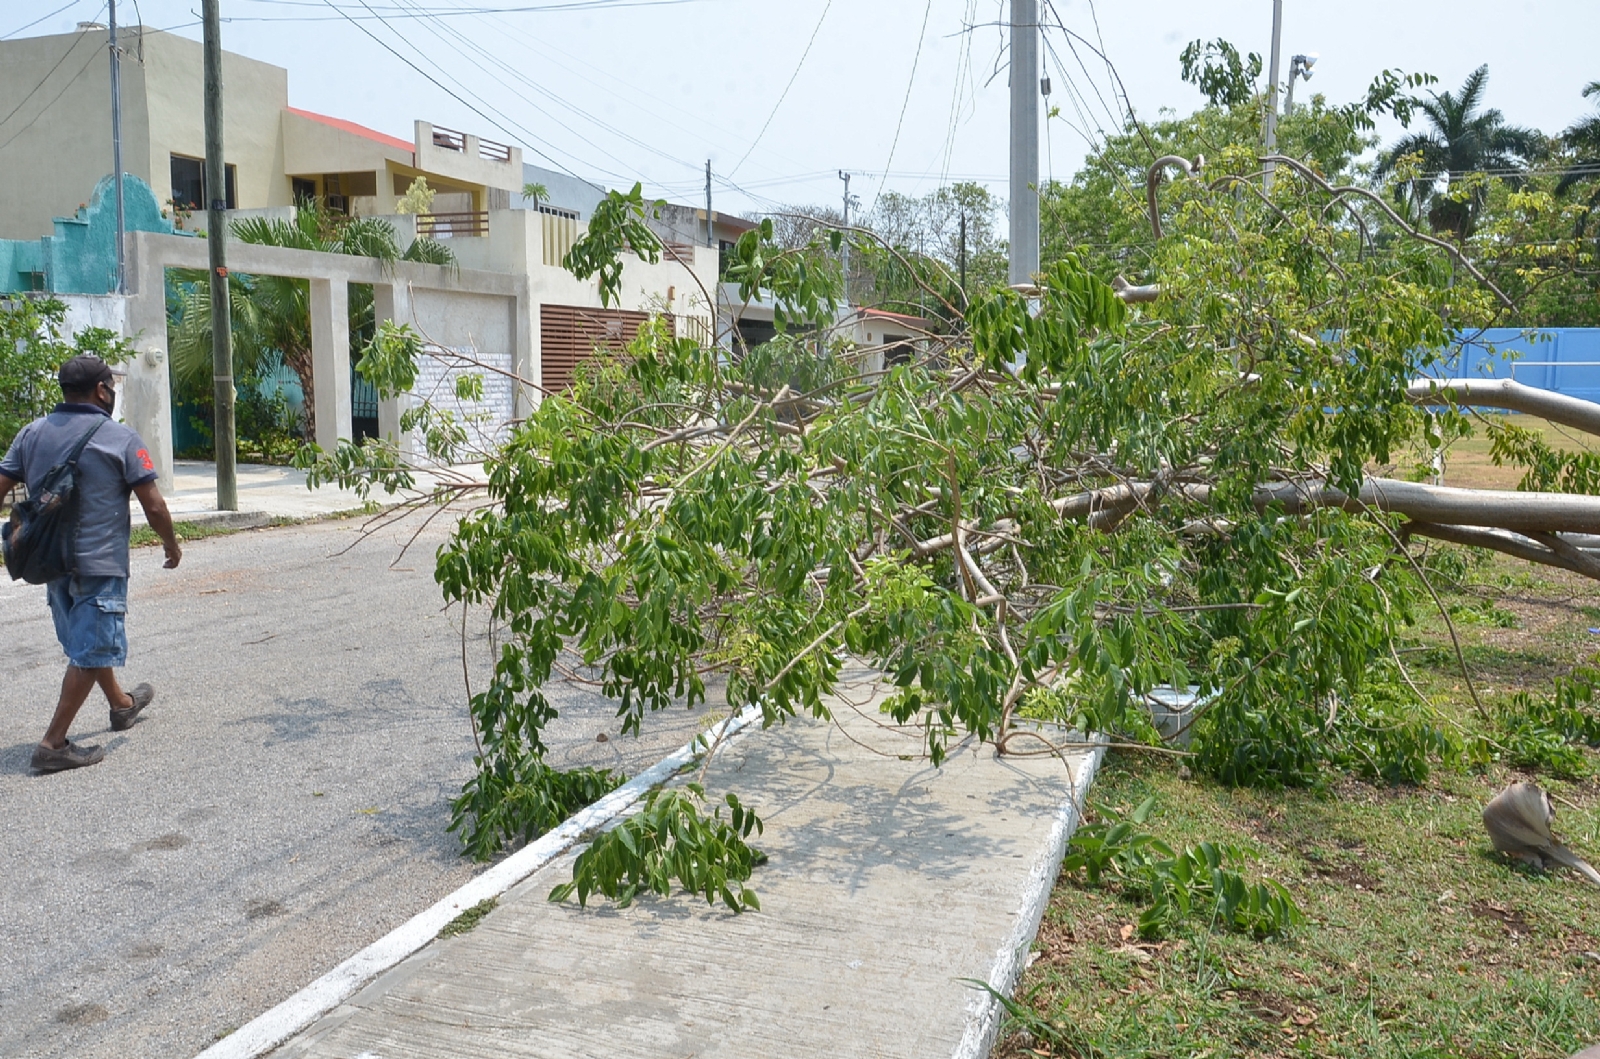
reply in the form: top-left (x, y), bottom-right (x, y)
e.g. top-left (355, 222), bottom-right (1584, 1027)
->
top-left (413, 345), bottom-right (515, 455)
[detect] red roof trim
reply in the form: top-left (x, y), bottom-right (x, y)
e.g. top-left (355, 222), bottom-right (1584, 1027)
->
top-left (285, 107), bottom-right (414, 156)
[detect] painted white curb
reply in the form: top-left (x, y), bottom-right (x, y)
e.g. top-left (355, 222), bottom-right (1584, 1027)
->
top-left (195, 705), bottom-right (762, 1059)
top-left (952, 736), bottom-right (1107, 1059)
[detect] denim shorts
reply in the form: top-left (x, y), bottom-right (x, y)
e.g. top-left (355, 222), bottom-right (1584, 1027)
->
top-left (47, 575), bottom-right (130, 669)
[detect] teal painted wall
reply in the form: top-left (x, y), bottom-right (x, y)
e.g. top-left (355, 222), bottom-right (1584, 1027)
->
top-left (0, 174), bottom-right (177, 294)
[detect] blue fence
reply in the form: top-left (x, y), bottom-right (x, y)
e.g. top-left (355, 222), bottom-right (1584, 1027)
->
top-left (1419, 329), bottom-right (1600, 405)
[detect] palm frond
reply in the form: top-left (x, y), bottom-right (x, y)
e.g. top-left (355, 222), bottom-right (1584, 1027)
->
top-left (402, 236), bottom-right (457, 268)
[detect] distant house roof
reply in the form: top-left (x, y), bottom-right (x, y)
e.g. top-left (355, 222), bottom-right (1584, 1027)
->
top-left (284, 107), bottom-right (414, 155)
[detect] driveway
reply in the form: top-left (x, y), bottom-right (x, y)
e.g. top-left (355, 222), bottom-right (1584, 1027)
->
top-left (0, 514), bottom-right (711, 1058)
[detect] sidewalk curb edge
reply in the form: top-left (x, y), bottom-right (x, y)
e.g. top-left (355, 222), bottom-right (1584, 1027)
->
top-left (193, 705), bottom-right (762, 1059)
top-left (952, 736), bottom-right (1108, 1059)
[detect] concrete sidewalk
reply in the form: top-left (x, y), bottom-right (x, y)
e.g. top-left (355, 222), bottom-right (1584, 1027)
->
top-left (142, 461), bottom-right (486, 527)
top-left (220, 674), bottom-right (1101, 1059)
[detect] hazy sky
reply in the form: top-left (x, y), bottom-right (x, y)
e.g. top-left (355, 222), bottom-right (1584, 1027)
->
top-left (8, 0), bottom-right (1595, 215)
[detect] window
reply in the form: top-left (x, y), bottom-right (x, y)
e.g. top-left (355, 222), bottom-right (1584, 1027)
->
top-left (292, 177), bottom-right (317, 206)
top-left (170, 155), bottom-right (236, 210)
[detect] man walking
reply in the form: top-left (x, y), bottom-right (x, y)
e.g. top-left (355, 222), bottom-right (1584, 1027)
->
top-left (0, 354), bottom-right (182, 772)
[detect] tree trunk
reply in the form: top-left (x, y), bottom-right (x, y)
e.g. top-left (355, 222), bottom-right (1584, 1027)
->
top-left (282, 343), bottom-right (316, 441)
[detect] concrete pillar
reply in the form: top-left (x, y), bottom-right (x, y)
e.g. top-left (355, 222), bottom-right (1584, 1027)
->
top-left (372, 280), bottom-right (412, 450)
top-left (516, 280), bottom-right (538, 421)
top-left (309, 276), bottom-right (351, 451)
top-left (122, 233), bottom-right (175, 493)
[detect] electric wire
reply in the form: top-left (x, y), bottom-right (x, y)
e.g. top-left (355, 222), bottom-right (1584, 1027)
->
top-left (727, 0), bottom-right (832, 179)
top-left (383, 0), bottom-right (688, 184)
top-left (218, 0), bottom-right (713, 19)
top-left (869, 0), bottom-right (934, 215)
top-left (319, 0), bottom-right (621, 187)
top-left (3, 0), bottom-right (90, 39)
top-left (0, 29), bottom-right (107, 152)
top-left (0, 6), bottom-right (105, 132)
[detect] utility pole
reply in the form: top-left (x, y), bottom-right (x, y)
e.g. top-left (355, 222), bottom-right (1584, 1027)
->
top-left (839, 169), bottom-right (852, 306)
top-left (1262, 0), bottom-right (1283, 192)
top-left (959, 211), bottom-right (968, 307)
top-left (1009, 0), bottom-right (1039, 288)
top-left (704, 159), bottom-right (713, 249)
top-left (203, 0), bottom-right (237, 510)
top-left (107, 0), bottom-right (126, 294)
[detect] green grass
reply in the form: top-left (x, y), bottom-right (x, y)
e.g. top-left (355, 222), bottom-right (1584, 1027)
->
top-left (1005, 765), bottom-right (1600, 1059)
top-left (1003, 551), bottom-right (1600, 1059)
top-left (436, 898), bottom-right (497, 939)
top-left (129, 520), bottom-right (260, 548)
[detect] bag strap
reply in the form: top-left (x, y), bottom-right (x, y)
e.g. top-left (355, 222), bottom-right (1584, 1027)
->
top-left (65, 416), bottom-right (108, 467)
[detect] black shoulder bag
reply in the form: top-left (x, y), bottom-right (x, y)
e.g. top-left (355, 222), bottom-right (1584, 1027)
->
top-left (3, 417), bottom-right (107, 585)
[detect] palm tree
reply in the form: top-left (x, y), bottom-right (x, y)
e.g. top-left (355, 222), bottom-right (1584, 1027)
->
top-left (523, 182), bottom-right (549, 213)
top-left (169, 205), bottom-right (453, 440)
top-left (1557, 81), bottom-right (1600, 234)
top-left (1376, 64), bottom-right (1546, 240)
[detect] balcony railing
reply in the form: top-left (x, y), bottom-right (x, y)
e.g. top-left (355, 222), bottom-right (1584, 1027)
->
top-left (430, 125), bottom-right (467, 152)
top-left (429, 123), bottom-right (514, 163)
top-left (478, 138), bottom-right (513, 163)
top-left (417, 210), bottom-right (489, 238)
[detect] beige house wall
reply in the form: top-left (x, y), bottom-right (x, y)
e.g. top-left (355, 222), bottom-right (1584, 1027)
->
top-left (0, 28), bottom-right (150, 239)
top-left (140, 31), bottom-right (290, 212)
top-left (0, 26), bottom-right (289, 239)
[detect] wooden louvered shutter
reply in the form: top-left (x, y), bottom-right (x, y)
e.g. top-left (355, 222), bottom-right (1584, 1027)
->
top-left (539, 305), bottom-right (651, 392)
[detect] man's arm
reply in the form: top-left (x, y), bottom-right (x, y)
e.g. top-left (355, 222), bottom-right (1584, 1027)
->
top-left (132, 480), bottom-right (182, 569)
top-left (0, 472), bottom-right (16, 508)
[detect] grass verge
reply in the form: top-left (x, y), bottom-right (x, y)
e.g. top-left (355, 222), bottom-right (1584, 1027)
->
top-left (1002, 549), bottom-right (1600, 1059)
top-left (129, 519), bottom-right (274, 548)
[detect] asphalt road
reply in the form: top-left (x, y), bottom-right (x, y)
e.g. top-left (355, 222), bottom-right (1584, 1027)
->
top-left (0, 515), bottom-right (713, 1059)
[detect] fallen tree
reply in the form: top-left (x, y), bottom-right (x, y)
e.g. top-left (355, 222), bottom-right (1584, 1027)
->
top-left (302, 160), bottom-right (1600, 897)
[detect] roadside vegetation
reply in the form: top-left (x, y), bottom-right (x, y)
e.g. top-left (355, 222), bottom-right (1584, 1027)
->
top-left (1001, 545), bottom-right (1600, 1058)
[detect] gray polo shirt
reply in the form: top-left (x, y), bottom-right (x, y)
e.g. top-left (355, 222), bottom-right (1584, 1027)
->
top-left (2, 404), bottom-right (158, 579)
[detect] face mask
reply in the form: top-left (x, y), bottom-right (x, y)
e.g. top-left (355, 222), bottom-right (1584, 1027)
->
top-left (100, 383), bottom-right (117, 417)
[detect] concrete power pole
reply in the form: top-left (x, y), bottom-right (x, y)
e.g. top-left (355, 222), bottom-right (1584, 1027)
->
top-left (1009, 0), bottom-right (1040, 288)
top-left (839, 169), bottom-right (852, 306)
top-left (1262, 0), bottom-right (1283, 192)
top-left (705, 159), bottom-right (714, 249)
top-left (203, 0), bottom-right (237, 510)
top-left (107, 0), bottom-right (127, 295)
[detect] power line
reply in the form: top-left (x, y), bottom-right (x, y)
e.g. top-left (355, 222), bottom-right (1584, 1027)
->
top-left (870, 0), bottom-right (934, 216)
top-left (318, 0), bottom-right (617, 187)
top-left (728, 0), bottom-right (832, 179)
top-left (0, 34), bottom-right (105, 152)
top-left (220, 0), bottom-right (712, 19)
top-left (2, 0), bottom-right (90, 39)
top-left (0, 15), bottom-right (102, 131)
top-left (390, 0), bottom-right (702, 184)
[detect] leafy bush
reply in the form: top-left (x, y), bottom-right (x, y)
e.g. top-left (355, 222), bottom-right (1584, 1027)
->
top-left (184, 379), bottom-right (304, 464)
top-left (549, 785), bottom-right (765, 913)
top-left (1472, 675), bottom-right (1600, 778)
top-left (1062, 796), bottom-right (1304, 938)
top-left (1, 298), bottom-right (134, 451)
top-left (1329, 681), bottom-right (1460, 785)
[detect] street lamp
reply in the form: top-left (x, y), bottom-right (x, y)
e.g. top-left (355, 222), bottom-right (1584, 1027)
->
top-left (1285, 53), bottom-right (1318, 115)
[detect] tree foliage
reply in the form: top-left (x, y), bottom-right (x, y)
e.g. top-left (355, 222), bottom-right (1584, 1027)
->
top-left (1376, 64), bottom-right (1547, 239)
top-left (309, 47), bottom-right (1600, 909)
top-left (1, 298), bottom-right (134, 451)
top-left (309, 152), bottom-right (1529, 879)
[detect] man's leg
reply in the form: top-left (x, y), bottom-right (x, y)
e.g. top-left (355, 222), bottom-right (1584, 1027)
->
top-left (41, 666), bottom-right (100, 750)
top-left (93, 668), bottom-right (134, 711)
